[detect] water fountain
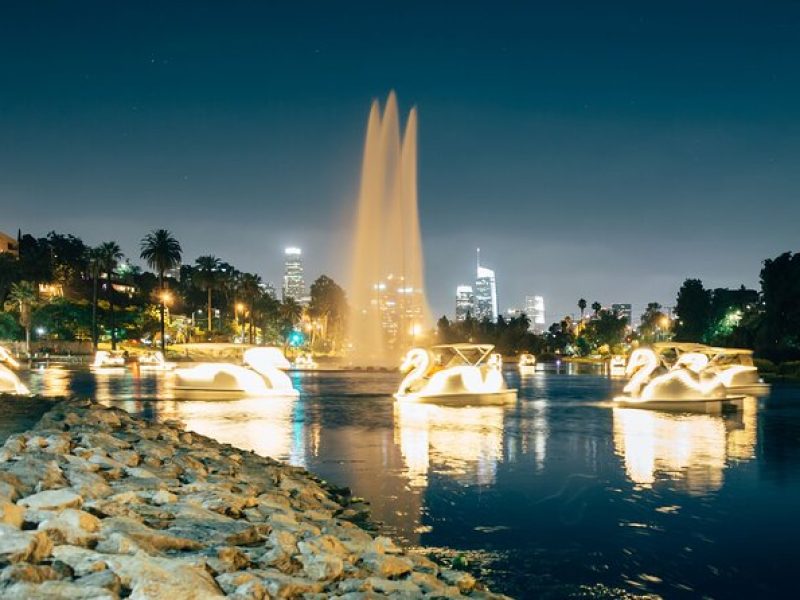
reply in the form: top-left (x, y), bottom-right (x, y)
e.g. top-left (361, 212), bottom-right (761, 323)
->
top-left (348, 92), bottom-right (429, 365)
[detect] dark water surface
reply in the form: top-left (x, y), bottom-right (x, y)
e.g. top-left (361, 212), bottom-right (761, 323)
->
top-left (14, 365), bottom-right (800, 598)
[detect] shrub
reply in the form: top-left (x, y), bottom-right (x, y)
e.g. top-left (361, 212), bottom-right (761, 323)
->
top-left (753, 358), bottom-right (777, 374)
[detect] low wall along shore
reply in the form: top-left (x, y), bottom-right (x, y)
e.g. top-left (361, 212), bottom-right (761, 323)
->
top-left (0, 398), bottom-right (508, 599)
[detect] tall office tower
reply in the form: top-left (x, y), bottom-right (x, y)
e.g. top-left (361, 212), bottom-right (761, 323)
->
top-left (611, 303), bottom-right (633, 323)
top-left (525, 295), bottom-right (546, 333)
top-left (282, 247), bottom-right (305, 301)
top-left (474, 248), bottom-right (498, 322)
top-left (455, 285), bottom-right (475, 321)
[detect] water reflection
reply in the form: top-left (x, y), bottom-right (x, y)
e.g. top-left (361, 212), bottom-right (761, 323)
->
top-left (148, 396), bottom-right (303, 465)
top-left (612, 399), bottom-right (758, 495)
top-left (394, 402), bottom-right (504, 487)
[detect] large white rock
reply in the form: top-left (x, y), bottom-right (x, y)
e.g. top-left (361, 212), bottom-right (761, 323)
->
top-left (19, 488), bottom-right (83, 511)
top-left (0, 524), bottom-right (52, 563)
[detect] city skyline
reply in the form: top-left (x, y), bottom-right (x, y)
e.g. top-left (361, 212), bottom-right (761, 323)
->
top-left (3, 2), bottom-right (800, 320)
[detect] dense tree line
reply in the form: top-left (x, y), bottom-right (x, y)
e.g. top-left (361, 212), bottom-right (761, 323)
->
top-left (674, 252), bottom-right (800, 361)
top-left (0, 229), bottom-right (348, 354)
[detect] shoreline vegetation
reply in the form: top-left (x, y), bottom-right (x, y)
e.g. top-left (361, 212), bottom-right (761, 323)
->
top-left (0, 397), bottom-right (508, 599)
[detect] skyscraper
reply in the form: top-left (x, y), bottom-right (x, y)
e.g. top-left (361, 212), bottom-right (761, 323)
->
top-left (474, 248), bottom-right (498, 322)
top-left (611, 303), bottom-right (632, 323)
top-left (282, 247), bottom-right (305, 301)
top-left (525, 295), bottom-right (546, 333)
top-left (455, 285), bottom-right (475, 321)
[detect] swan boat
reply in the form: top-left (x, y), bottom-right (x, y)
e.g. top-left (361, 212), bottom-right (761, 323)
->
top-left (518, 353), bottom-right (536, 373)
top-left (0, 346), bottom-right (30, 395)
top-left (90, 350), bottom-right (127, 371)
top-left (395, 344), bottom-right (517, 406)
top-left (652, 342), bottom-right (770, 396)
top-left (615, 347), bottom-right (744, 412)
top-left (293, 352), bottom-right (318, 370)
top-left (172, 347), bottom-right (299, 398)
top-left (138, 351), bottom-right (176, 371)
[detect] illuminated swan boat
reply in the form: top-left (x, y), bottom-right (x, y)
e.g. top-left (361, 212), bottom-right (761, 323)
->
top-left (0, 346), bottom-right (30, 395)
top-left (616, 347), bottom-right (743, 411)
top-left (138, 351), bottom-right (176, 371)
top-left (652, 343), bottom-right (769, 396)
top-left (173, 347), bottom-right (298, 397)
top-left (395, 344), bottom-right (517, 405)
top-left (518, 353), bottom-right (536, 373)
top-left (293, 352), bottom-right (317, 370)
top-left (90, 350), bottom-right (126, 371)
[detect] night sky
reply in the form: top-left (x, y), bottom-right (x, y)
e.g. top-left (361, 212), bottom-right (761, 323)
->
top-left (2, 1), bottom-right (799, 322)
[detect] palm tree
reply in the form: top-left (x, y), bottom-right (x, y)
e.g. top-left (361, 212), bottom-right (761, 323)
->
top-left (194, 255), bottom-right (221, 337)
top-left (140, 229), bottom-right (183, 353)
top-left (87, 247), bottom-right (103, 351)
top-left (238, 273), bottom-right (262, 345)
top-left (97, 242), bottom-right (123, 349)
top-left (578, 298), bottom-right (587, 322)
top-left (591, 301), bottom-right (602, 317)
top-left (5, 281), bottom-right (37, 355)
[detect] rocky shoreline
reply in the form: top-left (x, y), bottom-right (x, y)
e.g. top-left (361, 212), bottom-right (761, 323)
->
top-left (0, 398), bottom-right (509, 599)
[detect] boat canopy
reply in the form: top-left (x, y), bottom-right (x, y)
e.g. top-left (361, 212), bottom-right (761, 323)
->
top-left (428, 344), bottom-right (496, 367)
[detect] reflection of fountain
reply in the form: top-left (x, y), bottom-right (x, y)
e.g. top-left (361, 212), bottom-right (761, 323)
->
top-left (612, 402), bottom-right (758, 495)
top-left (348, 92), bottom-right (429, 365)
top-left (0, 346), bottom-right (30, 394)
top-left (394, 402), bottom-right (504, 487)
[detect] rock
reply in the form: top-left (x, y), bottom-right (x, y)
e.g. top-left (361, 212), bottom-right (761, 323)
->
top-left (51, 545), bottom-right (109, 576)
top-left (440, 568), bottom-right (477, 593)
top-left (0, 525), bottom-right (53, 563)
top-left (19, 488), bottom-right (83, 511)
top-left (1, 455), bottom-right (67, 495)
top-left (100, 517), bottom-right (204, 552)
top-left (215, 570), bottom-right (260, 594)
top-left (300, 552), bottom-right (344, 581)
top-left (359, 553), bottom-right (413, 579)
top-left (0, 562), bottom-right (61, 584)
top-left (39, 509), bottom-right (101, 547)
top-left (213, 546), bottom-right (250, 572)
top-left (227, 578), bottom-right (267, 600)
top-left (151, 489), bottom-right (177, 505)
top-left (108, 554), bottom-right (224, 599)
top-left (65, 466), bottom-right (114, 499)
top-left (0, 580), bottom-right (117, 599)
top-left (0, 502), bottom-right (24, 528)
top-left (364, 576), bottom-right (422, 595)
top-left (258, 570), bottom-right (324, 597)
top-left (76, 570), bottom-right (123, 595)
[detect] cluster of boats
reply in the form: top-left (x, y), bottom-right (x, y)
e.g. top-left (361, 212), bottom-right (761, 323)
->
top-left (614, 343), bottom-right (768, 411)
top-left (1, 340), bottom-right (770, 413)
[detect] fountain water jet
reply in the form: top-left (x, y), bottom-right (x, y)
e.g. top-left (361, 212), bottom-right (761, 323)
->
top-left (348, 93), bottom-right (429, 365)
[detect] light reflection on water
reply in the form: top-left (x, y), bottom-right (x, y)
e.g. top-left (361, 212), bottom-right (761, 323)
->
top-left (17, 365), bottom-right (800, 598)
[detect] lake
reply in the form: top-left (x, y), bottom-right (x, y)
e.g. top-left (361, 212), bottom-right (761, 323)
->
top-left (13, 364), bottom-right (800, 598)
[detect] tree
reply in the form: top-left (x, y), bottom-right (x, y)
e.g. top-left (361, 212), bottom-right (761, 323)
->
top-left (584, 309), bottom-right (628, 353)
top-left (87, 247), bottom-right (103, 350)
top-left (309, 275), bottom-right (348, 351)
top-left (674, 278), bottom-right (712, 342)
top-left (591, 301), bottom-right (602, 317)
top-left (639, 302), bottom-right (667, 343)
top-left (140, 229), bottom-right (183, 352)
top-left (97, 242), bottom-right (123, 349)
top-left (5, 281), bottom-right (37, 354)
top-left (759, 252), bottom-right (800, 360)
top-left (238, 273), bottom-right (262, 345)
top-left (0, 253), bottom-right (20, 308)
top-left (578, 298), bottom-right (587, 322)
top-left (195, 255), bottom-right (221, 336)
